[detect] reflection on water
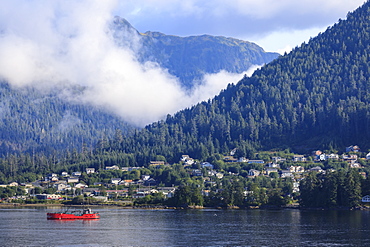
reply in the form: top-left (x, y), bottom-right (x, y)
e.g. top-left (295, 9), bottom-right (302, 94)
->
top-left (0, 207), bottom-right (369, 246)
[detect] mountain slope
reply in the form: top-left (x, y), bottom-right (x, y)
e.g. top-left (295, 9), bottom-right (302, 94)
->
top-left (112, 17), bottom-right (279, 88)
top-left (0, 18), bottom-right (278, 156)
top-left (0, 83), bottom-right (134, 155)
top-left (110, 1), bottom-right (370, 164)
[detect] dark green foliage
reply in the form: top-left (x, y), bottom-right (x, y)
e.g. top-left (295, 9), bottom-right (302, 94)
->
top-left (0, 82), bottom-right (134, 156)
top-left (300, 169), bottom-right (362, 208)
top-left (105, 1), bottom-right (370, 164)
top-left (170, 185), bottom-right (204, 207)
top-left (0, 18), bottom-right (279, 157)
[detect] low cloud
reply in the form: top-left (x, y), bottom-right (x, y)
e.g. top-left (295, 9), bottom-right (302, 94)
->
top-left (189, 65), bottom-right (261, 104)
top-left (0, 0), bottom-right (258, 127)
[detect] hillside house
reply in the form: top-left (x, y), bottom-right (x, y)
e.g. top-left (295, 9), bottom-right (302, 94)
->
top-left (266, 163), bottom-right (280, 168)
top-left (316, 154), bottom-right (327, 161)
top-left (362, 195), bottom-right (370, 203)
top-left (248, 160), bottom-right (265, 164)
top-left (191, 169), bottom-right (203, 176)
top-left (75, 183), bottom-right (87, 189)
top-left (36, 194), bottom-right (63, 200)
top-left (342, 154), bottom-right (358, 161)
top-left (111, 178), bottom-right (121, 185)
top-left (312, 150), bottom-right (322, 156)
top-left (248, 169), bottom-right (261, 177)
top-left (46, 173), bottom-right (58, 182)
top-left (265, 167), bottom-right (278, 175)
top-left (293, 155), bottom-right (306, 162)
top-left (359, 172), bottom-right (367, 179)
top-left (119, 180), bottom-right (134, 186)
top-left (310, 166), bottom-right (324, 173)
top-left (280, 170), bottom-right (293, 178)
top-left (53, 182), bottom-right (68, 192)
top-left (61, 171), bottom-right (69, 177)
top-left (67, 177), bottom-right (79, 183)
top-left (144, 178), bottom-right (157, 186)
top-left (349, 162), bottom-right (362, 168)
top-left (272, 157), bottom-right (286, 163)
top-left (366, 152), bottom-right (370, 160)
top-left (86, 168), bottom-right (95, 174)
top-left (181, 155), bottom-right (190, 161)
top-left (105, 165), bottom-right (119, 170)
top-left (230, 148), bottom-right (237, 156)
top-left (201, 162), bottom-right (214, 169)
top-left (149, 161), bottom-right (165, 167)
top-left (181, 155), bottom-right (195, 165)
top-left (327, 153), bottom-right (339, 160)
top-left (122, 167), bottom-right (141, 171)
top-left (289, 166), bottom-right (305, 173)
top-left (346, 145), bottom-right (360, 153)
top-left (293, 182), bottom-right (300, 193)
top-left (72, 172), bottom-right (82, 177)
top-left (238, 157), bottom-right (248, 162)
top-left (224, 156), bottom-right (238, 162)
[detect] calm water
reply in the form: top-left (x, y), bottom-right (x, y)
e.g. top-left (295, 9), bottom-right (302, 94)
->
top-left (0, 207), bottom-right (370, 246)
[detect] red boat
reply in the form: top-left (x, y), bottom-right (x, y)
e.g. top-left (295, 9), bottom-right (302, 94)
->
top-left (47, 208), bottom-right (100, 220)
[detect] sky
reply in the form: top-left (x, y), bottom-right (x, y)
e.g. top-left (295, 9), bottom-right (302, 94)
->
top-left (117, 0), bottom-right (365, 53)
top-left (0, 0), bottom-right (366, 126)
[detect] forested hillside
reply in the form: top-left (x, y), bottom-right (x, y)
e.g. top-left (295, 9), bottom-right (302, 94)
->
top-left (0, 83), bottom-right (133, 155)
top-left (0, 18), bottom-right (277, 156)
top-left (112, 17), bottom-right (279, 88)
top-left (107, 1), bottom-right (370, 164)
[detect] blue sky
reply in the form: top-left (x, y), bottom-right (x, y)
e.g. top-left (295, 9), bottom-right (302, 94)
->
top-left (115, 0), bottom-right (365, 53)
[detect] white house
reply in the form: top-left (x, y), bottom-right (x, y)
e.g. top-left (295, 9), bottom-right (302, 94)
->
top-left (366, 153), bottom-right (370, 160)
top-left (61, 171), bottom-right (69, 177)
top-left (72, 172), bottom-right (82, 177)
top-left (111, 178), bottom-right (121, 185)
top-left (362, 195), bottom-right (370, 203)
top-left (328, 154), bottom-right (339, 160)
top-left (289, 166), bottom-right (305, 173)
top-left (293, 155), bottom-right (306, 162)
top-left (75, 183), bottom-right (88, 189)
top-left (181, 155), bottom-right (195, 165)
top-left (272, 157), bottom-right (286, 163)
top-left (280, 170), bottom-right (293, 178)
top-left (54, 182), bottom-right (69, 192)
top-left (86, 168), bottom-right (95, 174)
top-left (105, 165), bottom-right (119, 170)
top-left (266, 163), bottom-right (280, 168)
top-left (67, 177), bottom-right (79, 183)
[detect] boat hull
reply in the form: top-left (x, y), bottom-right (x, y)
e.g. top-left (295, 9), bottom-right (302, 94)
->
top-left (47, 212), bottom-right (100, 220)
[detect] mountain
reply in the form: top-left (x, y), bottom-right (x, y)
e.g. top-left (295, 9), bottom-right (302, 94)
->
top-left (108, 1), bottom-right (370, 164)
top-left (0, 83), bottom-right (134, 155)
top-left (0, 18), bottom-right (278, 155)
top-left (112, 17), bottom-right (280, 88)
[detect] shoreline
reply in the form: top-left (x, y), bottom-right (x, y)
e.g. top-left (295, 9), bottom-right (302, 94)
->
top-left (1, 203), bottom-right (369, 211)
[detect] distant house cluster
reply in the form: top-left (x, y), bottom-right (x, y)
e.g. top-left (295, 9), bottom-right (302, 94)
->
top-left (3, 144), bottom-right (370, 203)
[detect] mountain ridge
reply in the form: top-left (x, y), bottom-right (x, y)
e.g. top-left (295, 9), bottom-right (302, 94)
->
top-left (106, 0), bottom-right (370, 164)
top-left (0, 17), bottom-right (279, 155)
top-left (112, 17), bottom-right (280, 88)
